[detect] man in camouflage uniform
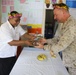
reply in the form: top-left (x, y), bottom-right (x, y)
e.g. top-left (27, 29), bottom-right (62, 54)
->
top-left (35, 3), bottom-right (76, 75)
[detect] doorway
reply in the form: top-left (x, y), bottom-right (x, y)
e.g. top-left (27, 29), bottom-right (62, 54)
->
top-left (44, 9), bottom-right (56, 39)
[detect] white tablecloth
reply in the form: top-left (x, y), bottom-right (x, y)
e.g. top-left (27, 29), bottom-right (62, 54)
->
top-left (10, 47), bottom-right (69, 75)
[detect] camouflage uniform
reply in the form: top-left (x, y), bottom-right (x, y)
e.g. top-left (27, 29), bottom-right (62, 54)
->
top-left (44, 16), bottom-right (76, 75)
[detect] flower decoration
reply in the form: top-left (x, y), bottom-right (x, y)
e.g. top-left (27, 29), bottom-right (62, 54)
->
top-left (45, 0), bottom-right (50, 8)
top-left (45, 0), bottom-right (50, 4)
top-left (52, 3), bottom-right (69, 11)
top-left (8, 13), bottom-right (22, 18)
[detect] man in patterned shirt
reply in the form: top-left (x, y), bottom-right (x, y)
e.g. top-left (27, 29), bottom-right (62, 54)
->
top-left (35, 3), bottom-right (76, 75)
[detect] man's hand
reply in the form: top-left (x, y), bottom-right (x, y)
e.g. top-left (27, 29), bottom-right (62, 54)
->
top-left (34, 43), bottom-right (44, 49)
top-left (38, 38), bottom-right (47, 45)
top-left (50, 50), bottom-right (56, 58)
top-left (24, 40), bottom-right (33, 46)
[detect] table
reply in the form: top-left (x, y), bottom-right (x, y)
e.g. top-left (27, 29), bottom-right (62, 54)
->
top-left (10, 47), bottom-right (69, 75)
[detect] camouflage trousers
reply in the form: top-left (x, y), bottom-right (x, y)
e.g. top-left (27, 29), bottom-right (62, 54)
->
top-left (68, 67), bottom-right (76, 75)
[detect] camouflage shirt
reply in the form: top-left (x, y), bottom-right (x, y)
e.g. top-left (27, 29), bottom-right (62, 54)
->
top-left (44, 16), bottom-right (76, 68)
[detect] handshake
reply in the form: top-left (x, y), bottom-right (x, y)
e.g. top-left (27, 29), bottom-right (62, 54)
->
top-left (32, 36), bottom-right (42, 46)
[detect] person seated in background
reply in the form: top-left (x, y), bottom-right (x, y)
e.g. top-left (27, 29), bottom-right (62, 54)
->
top-left (0, 11), bottom-right (35, 75)
top-left (35, 3), bottom-right (76, 75)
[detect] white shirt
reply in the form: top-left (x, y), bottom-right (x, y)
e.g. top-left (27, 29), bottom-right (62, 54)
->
top-left (0, 21), bottom-right (26, 58)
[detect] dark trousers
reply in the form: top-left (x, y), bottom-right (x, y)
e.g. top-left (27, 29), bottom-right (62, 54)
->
top-left (59, 51), bottom-right (62, 59)
top-left (66, 67), bottom-right (69, 72)
top-left (0, 56), bottom-right (16, 75)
